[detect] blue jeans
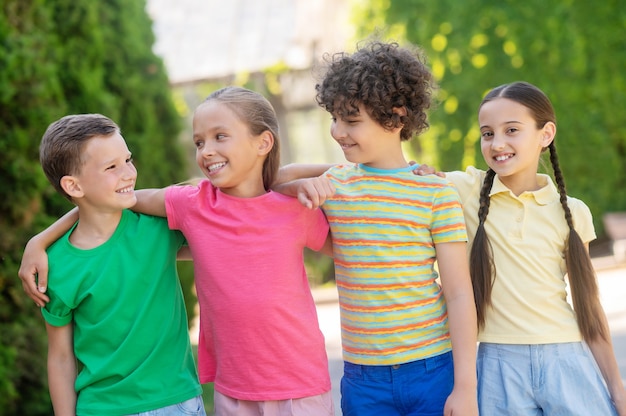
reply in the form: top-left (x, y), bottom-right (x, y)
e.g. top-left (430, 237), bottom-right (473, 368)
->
top-left (340, 351), bottom-right (454, 416)
top-left (130, 395), bottom-right (206, 416)
top-left (477, 342), bottom-right (617, 415)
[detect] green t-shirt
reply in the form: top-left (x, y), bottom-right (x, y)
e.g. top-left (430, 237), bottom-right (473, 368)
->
top-left (42, 210), bottom-right (201, 415)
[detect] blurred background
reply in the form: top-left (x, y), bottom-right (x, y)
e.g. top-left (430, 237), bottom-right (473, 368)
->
top-left (1, 0), bottom-right (625, 414)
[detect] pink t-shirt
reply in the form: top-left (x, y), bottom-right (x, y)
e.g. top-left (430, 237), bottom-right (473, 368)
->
top-left (165, 181), bottom-right (331, 401)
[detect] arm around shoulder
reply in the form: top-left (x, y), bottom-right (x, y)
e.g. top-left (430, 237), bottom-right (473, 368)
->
top-left (275, 163), bottom-right (335, 185)
top-left (133, 188), bottom-right (167, 217)
top-left (18, 208), bottom-right (79, 306)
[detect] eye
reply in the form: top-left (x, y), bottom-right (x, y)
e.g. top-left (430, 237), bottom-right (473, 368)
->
top-left (194, 139), bottom-right (204, 149)
top-left (506, 127), bottom-right (518, 134)
top-left (126, 157), bottom-right (134, 164)
top-left (106, 164), bottom-right (116, 170)
top-left (481, 131), bottom-right (493, 139)
top-left (215, 133), bottom-right (227, 141)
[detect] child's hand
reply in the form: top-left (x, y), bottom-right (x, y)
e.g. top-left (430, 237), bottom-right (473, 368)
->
top-left (409, 161), bottom-right (446, 177)
top-left (18, 238), bottom-right (50, 307)
top-left (444, 385), bottom-right (478, 416)
top-left (296, 176), bottom-right (335, 209)
top-left (613, 387), bottom-right (626, 416)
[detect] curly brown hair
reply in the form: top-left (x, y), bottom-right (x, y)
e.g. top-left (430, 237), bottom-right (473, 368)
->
top-left (315, 40), bottom-right (436, 141)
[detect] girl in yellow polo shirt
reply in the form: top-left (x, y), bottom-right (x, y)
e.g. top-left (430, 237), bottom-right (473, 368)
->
top-left (446, 81), bottom-right (625, 415)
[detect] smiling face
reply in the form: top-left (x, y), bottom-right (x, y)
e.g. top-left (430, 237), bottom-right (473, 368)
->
top-left (330, 103), bottom-right (407, 169)
top-left (479, 97), bottom-right (554, 194)
top-left (68, 133), bottom-right (137, 212)
top-left (192, 101), bottom-right (271, 197)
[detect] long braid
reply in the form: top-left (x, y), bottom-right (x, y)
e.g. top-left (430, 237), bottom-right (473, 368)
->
top-left (549, 142), bottom-right (608, 341)
top-left (469, 168), bottom-right (496, 328)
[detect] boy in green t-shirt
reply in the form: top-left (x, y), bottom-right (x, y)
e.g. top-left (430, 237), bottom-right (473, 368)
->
top-left (34, 114), bottom-right (204, 415)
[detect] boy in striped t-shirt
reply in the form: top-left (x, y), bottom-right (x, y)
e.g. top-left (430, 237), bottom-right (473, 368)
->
top-left (282, 40), bottom-right (478, 416)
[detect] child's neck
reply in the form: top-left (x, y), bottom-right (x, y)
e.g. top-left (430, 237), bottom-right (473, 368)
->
top-left (217, 177), bottom-right (268, 198)
top-left (362, 155), bottom-right (408, 170)
top-left (498, 173), bottom-right (542, 197)
top-left (70, 209), bottom-right (123, 249)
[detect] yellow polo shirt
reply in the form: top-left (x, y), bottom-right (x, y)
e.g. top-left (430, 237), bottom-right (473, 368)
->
top-left (447, 167), bottom-right (596, 344)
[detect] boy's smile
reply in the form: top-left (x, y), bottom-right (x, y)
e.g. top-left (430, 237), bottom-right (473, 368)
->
top-left (71, 133), bottom-right (137, 211)
top-left (330, 104), bottom-right (407, 170)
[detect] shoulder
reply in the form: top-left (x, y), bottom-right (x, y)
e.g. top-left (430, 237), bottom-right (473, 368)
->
top-left (126, 210), bottom-right (184, 241)
top-left (267, 191), bottom-right (326, 220)
top-left (268, 190), bottom-right (315, 211)
top-left (445, 166), bottom-right (484, 188)
top-left (131, 210), bottom-right (168, 225)
top-left (166, 179), bottom-right (213, 199)
top-left (566, 195), bottom-right (594, 224)
top-left (444, 166), bottom-right (484, 201)
top-left (325, 163), bottom-right (356, 178)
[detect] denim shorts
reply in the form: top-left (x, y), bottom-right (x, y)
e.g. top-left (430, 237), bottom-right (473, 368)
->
top-left (129, 395), bottom-right (206, 416)
top-left (477, 342), bottom-right (617, 415)
top-left (340, 351), bottom-right (454, 416)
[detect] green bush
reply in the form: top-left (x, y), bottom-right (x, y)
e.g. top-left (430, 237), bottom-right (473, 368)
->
top-left (0, 0), bottom-right (192, 413)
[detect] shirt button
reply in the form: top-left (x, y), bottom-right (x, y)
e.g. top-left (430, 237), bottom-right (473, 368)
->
top-left (392, 364), bottom-right (401, 370)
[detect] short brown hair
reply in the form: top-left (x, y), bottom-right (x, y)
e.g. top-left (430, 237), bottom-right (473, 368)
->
top-left (40, 114), bottom-right (120, 200)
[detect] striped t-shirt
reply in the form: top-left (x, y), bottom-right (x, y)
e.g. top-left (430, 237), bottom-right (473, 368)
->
top-left (323, 163), bottom-right (468, 365)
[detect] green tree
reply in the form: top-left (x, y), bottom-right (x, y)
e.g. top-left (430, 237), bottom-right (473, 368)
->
top-left (354, 0), bottom-right (626, 230)
top-left (0, 0), bottom-right (191, 413)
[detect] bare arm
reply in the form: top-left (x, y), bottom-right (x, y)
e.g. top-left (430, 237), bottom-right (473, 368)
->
top-left (274, 163), bottom-right (335, 185)
top-left (435, 241), bottom-right (478, 416)
top-left (46, 323), bottom-right (76, 416)
top-left (588, 322), bottom-right (626, 415)
top-left (18, 208), bottom-right (79, 306)
top-left (177, 246), bottom-right (193, 261)
top-left (273, 177), bottom-right (336, 209)
top-left (317, 232), bottom-right (334, 258)
top-left (133, 188), bottom-right (167, 217)
top-left (584, 242), bottom-right (626, 415)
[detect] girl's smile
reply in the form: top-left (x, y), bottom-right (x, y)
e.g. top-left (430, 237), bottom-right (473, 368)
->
top-left (479, 98), bottom-right (554, 195)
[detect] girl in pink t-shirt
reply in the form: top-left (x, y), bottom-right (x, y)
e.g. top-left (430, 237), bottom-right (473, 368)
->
top-left (19, 87), bottom-right (335, 416)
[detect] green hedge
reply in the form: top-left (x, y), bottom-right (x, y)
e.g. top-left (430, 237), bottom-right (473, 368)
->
top-left (0, 0), bottom-right (193, 413)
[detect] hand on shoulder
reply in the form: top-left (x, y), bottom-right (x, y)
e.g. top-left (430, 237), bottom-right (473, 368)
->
top-left (296, 176), bottom-right (336, 209)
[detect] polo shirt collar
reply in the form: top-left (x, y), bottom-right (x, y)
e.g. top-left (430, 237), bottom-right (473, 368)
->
top-left (489, 173), bottom-right (559, 205)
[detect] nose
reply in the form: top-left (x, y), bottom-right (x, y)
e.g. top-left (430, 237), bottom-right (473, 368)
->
top-left (330, 120), bottom-right (345, 140)
top-left (491, 134), bottom-right (505, 150)
top-left (199, 142), bottom-right (216, 158)
top-left (124, 161), bottom-right (137, 179)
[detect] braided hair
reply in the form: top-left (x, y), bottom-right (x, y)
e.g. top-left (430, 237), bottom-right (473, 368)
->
top-left (469, 82), bottom-right (607, 341)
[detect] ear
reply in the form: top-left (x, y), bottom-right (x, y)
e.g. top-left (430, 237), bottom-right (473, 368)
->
top-left (390, 106), bottom-right (407, 133)
top-left (392, 106), bottom-right (407, 117)
top-left (60, 175), bottom-right (84, 198)
top-left (540, 121), bottom-right (556, 147)
top-left (257, 130), bottom-right (274, 156)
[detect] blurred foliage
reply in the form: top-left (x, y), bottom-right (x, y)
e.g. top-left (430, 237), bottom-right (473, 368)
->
top-left (353, 0), bottom-right (626, 233)
top-left (0, 0), bottom-right (193, 413)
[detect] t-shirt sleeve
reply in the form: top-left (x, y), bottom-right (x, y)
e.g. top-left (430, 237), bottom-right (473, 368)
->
top-left (569, 197), bottom-right (596, 244)
top-left (42, 294), bottom-right (73, 327)
top-left (444, 166), bottom-right (483, 204)
top-left (430, 181), bottom-right (468, 244)
top-left (165, 184), bottom-right (191, 231)
top-left (304, 208), bottom-right (330, 251)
